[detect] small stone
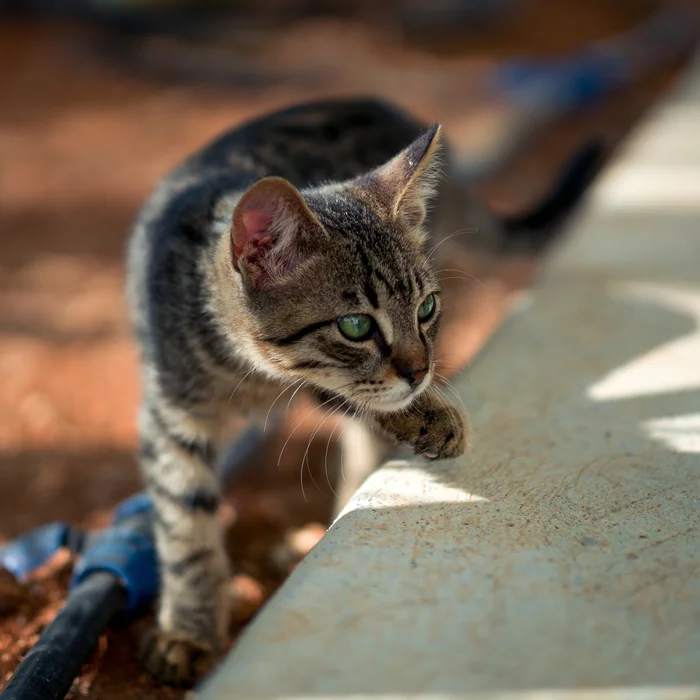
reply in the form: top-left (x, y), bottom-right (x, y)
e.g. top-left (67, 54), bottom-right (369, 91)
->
top-left (218, 501), bottom-right (238, 529)
top-left (229, 574), bottom-right (265, 624)
top-left (285, 523), bottom-right (326, 556)
top-left (266, 523), bottom-right (327, 576)
top-left (266, 542), bottom-right (300, 577)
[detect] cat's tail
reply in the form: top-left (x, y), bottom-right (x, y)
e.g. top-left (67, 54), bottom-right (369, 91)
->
top-left (498, 139), bottom-right (605, 253)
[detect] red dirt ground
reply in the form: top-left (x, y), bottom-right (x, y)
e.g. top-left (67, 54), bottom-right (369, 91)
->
top-left (0, 2), bottom-right (684, 697)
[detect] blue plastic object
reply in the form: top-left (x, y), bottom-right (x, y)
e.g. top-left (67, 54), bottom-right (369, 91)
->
top-left (113, 491), bottom-right (153, 523)
top-left (0, 491), bottom-right (156, 585)
top-left (494, 52), bottom-right (626, 112)
top-left (70, 494), bottom-right (159, 615)
top-left (493, 5), bottom-right (698, 116)
top-left (0, 522), bottom-right (70, 580)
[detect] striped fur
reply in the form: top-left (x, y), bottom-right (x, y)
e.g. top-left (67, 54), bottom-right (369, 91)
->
top-left (126, 97), bottom-right (597, 686)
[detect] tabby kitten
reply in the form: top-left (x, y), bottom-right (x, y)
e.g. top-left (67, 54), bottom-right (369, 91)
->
top-left (126, 98), bottom-right (599, 686)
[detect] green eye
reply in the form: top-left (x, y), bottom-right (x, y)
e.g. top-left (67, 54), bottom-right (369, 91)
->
top-left (337, 314), bottom-right (374, 341)
top-left (418, 293), bottom-right (436, 322)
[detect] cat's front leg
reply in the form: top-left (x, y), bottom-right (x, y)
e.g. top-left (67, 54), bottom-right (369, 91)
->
top-left (334, 417), bottom-right (394, 517)
top-left (373, 391), bottom-right (468, 461)
top-left (137, 398), bottom-right (229, 687)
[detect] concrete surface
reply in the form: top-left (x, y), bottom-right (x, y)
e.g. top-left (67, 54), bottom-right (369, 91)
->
top-left (196, 52), bottom-right (700, 700)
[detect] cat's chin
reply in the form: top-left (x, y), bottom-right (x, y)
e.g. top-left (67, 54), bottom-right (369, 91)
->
top-left (366, 393), bottom-right (418, 414)
top-left (361, 379), bottom-right (431, 414)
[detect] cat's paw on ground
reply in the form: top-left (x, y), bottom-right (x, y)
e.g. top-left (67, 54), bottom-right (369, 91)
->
top-left (417, 403), bottom-right (468, 459)
top-left (139, 628), bottom-right (217, 687)
top-left (378, 400), bottom-right (468, 460)
top-left (413, 403), bottom-right (468, 460)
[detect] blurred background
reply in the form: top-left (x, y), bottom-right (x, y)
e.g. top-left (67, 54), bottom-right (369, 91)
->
top-left (0, 1), bottom-right (697, 697)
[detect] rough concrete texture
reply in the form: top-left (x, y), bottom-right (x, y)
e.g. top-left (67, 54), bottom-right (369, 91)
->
top-left (196, 53), bottom-right (700, 699)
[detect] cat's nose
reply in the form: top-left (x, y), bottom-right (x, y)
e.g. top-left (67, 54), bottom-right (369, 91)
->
top-left (397, 365), bottom-right (428, 389)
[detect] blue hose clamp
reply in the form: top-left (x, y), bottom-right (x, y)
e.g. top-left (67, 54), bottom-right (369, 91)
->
top-left (112, 491), bottom-right (153, 523)
top-left (71, 493), bottom-right (160, 615)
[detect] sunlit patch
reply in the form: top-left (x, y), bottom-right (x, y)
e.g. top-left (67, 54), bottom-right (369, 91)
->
top-left (590, 105), bottom-right (700, 214)
top-left (592, 164), bottom-right (700, 213)
top-left (587, 282), bottom-right (700, 401)
top-left (338, 463), bottom-right (488, 518)
top-left (643, 413), bottom-right (700, 455)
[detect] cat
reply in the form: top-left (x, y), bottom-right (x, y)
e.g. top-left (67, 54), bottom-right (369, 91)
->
top-left (126, 97), bottom-right (601, 686)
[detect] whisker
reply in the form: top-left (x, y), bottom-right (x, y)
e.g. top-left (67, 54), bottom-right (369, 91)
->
top-left (359, 405), bottom-right (379, 448)
top-left (299, 401), bottom-right (343, 502)
top-left (436, 268), bottom-right (486, 290)
top-left (432, 360), bottom-right (457, 370)
top-left (284, 379), bottom-right (308, 416)
top-left (301, 398), bottom-right (350, 500)
top-left (276, 381), bottom-right (356, 471)
top-left (427, 228), bottom-right (477, 260)
top-left (437, 275), bottom-right (488, 288)
top-left (434, 373), bottom-right (469, 416)
top-left (338, 417), bottom-right (350, 484)
top-left (264, 378), bottom-right (303, 432)
top-left (429, 385), bottom-right (460, 438)
top-left (277, 393), bottom-right (340, 468)
top-left (324, 404), bottom-right (353, 496)
top-left (227, 367), bottom-right (256, 405)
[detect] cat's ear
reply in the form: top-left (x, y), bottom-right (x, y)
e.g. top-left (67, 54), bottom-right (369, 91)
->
top-left (231, 176), bottom-right (325, 289)
top-left (374, 124), bottom-right (444, 229)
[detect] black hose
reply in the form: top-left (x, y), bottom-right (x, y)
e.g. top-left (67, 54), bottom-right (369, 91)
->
top-left (0, 424), bottom-right (273, 700)
top-left (0, 572), bottom-right (126, 700)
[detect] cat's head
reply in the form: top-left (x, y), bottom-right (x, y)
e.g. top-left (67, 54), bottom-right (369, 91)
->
top-left (230, 125), bottom-right (444, 413)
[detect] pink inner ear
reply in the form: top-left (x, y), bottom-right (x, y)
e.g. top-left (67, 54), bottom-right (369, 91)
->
top-left (232, 206), bottom-right (275, 272)
top-left (241, 210), bottom-right (273, 241)
top-left (232, 179), bottom-right (313, 287)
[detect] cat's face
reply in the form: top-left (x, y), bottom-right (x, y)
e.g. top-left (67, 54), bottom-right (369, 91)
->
top-left (250, 225), bottom-right (441, 413)
top-left (231, 126), bottom-right (443, 413)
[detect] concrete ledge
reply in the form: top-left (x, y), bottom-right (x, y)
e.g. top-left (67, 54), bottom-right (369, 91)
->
top-left (197, 53), bottom-right (700, 699)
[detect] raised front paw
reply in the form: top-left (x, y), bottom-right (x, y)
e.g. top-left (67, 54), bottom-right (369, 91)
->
top-left (139, 628), bottom-right (217, 687)
top-left (381, 401), bottom-right (468, 460)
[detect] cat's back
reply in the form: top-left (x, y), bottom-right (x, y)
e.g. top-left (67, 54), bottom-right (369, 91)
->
top-left (183, 97), bottom-right (426, 186)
